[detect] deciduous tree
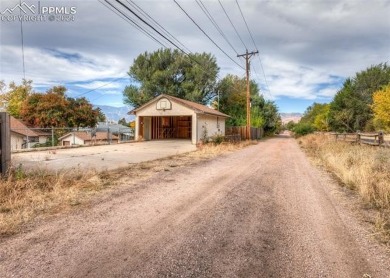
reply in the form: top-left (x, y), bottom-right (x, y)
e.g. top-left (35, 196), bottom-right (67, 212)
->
top-left (372, 84), bottom-right (390, 131)
top-left (313, 104), bottom-right (330, 131)
top-left (123, 48), bottom-right (219, 107)
top-left (20, 85), bottom-right (105, 128)
top-left (118, 118), bottom-right (128, 126)
top-left (67, 97), bottom-right (105, 129)
top-left (216, 74), bottom-right (281, 133)
top-left (0, 79), bottom-right (33, 117)
top-left (20, 89), bottom-right (69, 127)
top-left (328, 63), bottom-right (390, 131)
top-left (299, 102), bottom-right (330, 131)
top-left (216, 74), bottom-right (264, 127)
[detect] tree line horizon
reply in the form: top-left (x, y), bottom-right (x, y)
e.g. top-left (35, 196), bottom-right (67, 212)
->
top-left (3, 52), bottom-right (388, 137)
top-left (287, 63), bottom-right (390, 135)
top-left (1, 48), bottom-right (282, 135)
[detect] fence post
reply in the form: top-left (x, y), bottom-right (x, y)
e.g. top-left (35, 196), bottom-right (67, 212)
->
top-left (51, 127), bottom-right (55, 147)
top-left (0, 112), bottom-right (11, 175)
top-left (378, 131), bottom-right (384, 146)
top-left (356, 132), bottom-right (360, 144)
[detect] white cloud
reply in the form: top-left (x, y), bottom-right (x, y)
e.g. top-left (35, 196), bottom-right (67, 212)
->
top-left (0, 45), bottom-right (128, 87)
top-left (259, 57), bottom-right (342, 100)
top-left (75, 81), bottom-right (123, 90)
top-left (98, 90), bottom-right (122, 95)
top-left (317, 87), bottom-right (339, 98)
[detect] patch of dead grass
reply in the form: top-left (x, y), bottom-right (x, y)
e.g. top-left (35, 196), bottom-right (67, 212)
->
top-left (0, 141), bottom-right (256, 236)
top-left (0, 168), bottom-right (110, 235)
top-left (298, 133), bottom-right (390, 244)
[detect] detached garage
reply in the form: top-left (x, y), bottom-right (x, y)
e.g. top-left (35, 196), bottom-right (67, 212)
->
top-left (130, 94), bottom-right (229, 144)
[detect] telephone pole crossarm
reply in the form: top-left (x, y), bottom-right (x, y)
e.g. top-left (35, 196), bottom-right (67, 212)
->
top-left (237, 50), bottom-right (259, 140)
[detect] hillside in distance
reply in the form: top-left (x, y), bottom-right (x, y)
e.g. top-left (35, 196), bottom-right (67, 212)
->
top-left (280, 113), bottom-right (302, 124)
top-left (94, 105), bottom-right (135, 123)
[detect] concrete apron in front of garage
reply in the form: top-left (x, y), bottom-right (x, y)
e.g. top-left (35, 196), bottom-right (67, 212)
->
top-left (11, 140), bottom-right (196, 172)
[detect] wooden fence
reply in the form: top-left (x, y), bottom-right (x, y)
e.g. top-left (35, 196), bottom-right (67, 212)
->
top-left (331, 132), bottom-right (388, 147)
top-left (225, 126), bottom-right (264, 142)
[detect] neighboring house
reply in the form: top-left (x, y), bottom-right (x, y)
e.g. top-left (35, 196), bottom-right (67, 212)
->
top-left (10, 116), bottom-right (49, 151)
top-left (129, 94), bottom-right (229, 144)
top-left (96, 122), bottom-right (134, 141)
top-left (59, 131), bottom-right (119, 146)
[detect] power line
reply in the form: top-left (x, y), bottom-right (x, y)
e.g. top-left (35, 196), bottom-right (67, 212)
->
top-left (74, 0), bottom-right (169, 99)
top-left (93, 0), bottom-right (222, 101)
top-left (19, 0), bottom-right (26, 80)
top-left (173, 0), bottom-right (244, 70)
top-left (105, 0), bottom-right (219, 73)
top-left (101, 0), bottom-right (168, 48)
top-left (126, 0), bottom-right (192, 54)
top-left (75, 74), bottom-right (129, 98)
top-left (234, 0), bottom-right (272, 96)
top-left (235, 0), bottom-right (257, 50)
top-left (101, 1), bottom-right (219, 79)
top-left (218, 0), bottom-right (247, 50)
top-left (256, 56), bottom-right (271, 96)
top-left (114, 0), bottom-right (191, 54)
top-left (195, 0), bottom-right (239, 56)
top-left (104, 0), bottom-right (244, 78)
top-left (97, 0), bottom-right (252, 106)
top-left (251, 62), bottom-right (271, 99)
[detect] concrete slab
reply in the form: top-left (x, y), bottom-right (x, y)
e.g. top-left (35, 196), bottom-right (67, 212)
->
top-left (11, 140), bottom-right (196, 172)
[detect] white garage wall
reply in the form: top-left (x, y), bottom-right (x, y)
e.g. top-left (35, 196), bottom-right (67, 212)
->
top-left (136, 98), bottom-right (196, 117)
top-left (197, 115), bottom-right (225, 142)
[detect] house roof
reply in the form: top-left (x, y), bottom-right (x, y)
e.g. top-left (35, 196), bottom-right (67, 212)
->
top-left (129, 94), bottom-right (230, 118)
top-left (58, 131), bottom-right (119, 141)
top-left (10, 116), bottom-right (39, 137)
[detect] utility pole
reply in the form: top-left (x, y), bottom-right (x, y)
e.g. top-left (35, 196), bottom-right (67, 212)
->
top-left (237, 50), bottom-right (258, 140)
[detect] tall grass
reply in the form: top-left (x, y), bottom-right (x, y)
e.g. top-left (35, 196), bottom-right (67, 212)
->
top-left (299, 134), bottom-right (390, 209)
top-left (0, 168), bottom-right (107, 235)
top-left (299, 134), bottom-right (390, 242)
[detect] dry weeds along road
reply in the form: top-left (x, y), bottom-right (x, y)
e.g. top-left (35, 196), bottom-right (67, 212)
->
top-left (1, 135), bottom-right (389, 277)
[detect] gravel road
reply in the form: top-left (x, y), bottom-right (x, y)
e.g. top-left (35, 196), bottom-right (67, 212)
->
top-left (1, 134), bottom-right (389, 277)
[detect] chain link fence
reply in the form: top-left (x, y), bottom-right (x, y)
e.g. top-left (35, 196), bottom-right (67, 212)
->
top-left (10, 126), bottom-right (135, 152)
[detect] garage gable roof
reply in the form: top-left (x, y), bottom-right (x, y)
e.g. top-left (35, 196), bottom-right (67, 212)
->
top-left (129, 94), bottom-right (229, 118)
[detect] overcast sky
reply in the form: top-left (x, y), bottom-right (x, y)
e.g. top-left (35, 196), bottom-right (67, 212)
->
top-left (1, 0), bottom-right (389, 113)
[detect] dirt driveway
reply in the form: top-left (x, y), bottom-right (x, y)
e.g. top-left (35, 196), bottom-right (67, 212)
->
top-left (1, 134), bottom-right (389, 277)
top-left (11, 140), bottom-right (196, 172)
